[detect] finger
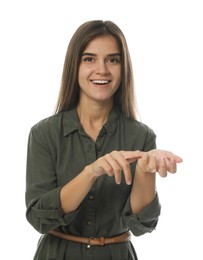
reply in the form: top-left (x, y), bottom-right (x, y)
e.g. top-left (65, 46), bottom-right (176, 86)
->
top-left (109, 151), bottom-right (132, 185)
top-left (148, 154), bottom-right (157, 173)
top-left (137, 153), bottom-right (150, 173)
top-left (104, 153), bottom-right (122, 184)
top-left (116, 154), bottom-right (132, 185)
top-left (96, 157), bottom-right (113, 177)
top-left (158, 158), bottom-right (168, 177)
top-left (166, 158), bottom-right (177, 173)
top-left (170, 155), bottom-right (183, 163)
top-left (121, 150), bottom-right (144, 164)
top-left (149, 149), bottom-right (183, 164)
top-left (162, 151), bottom-right (183, 163)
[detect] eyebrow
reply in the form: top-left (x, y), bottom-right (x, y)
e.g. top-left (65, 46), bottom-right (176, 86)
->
top-left (81, 52), bottom-right (121, 57)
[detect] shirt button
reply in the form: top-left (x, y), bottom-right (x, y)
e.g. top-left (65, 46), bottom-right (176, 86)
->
top-left (87, 244), bottom-right (91, 249)
top-left (89, 195), bottom-right (94, 200)
top-left (87, 220), bottom-right (92, 225)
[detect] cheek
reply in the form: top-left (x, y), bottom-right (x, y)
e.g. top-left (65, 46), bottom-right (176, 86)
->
top-left (78, 65), bottom-right (83, 81)
top-left (78, 65), bottom-right (91, 82)
top-left (78, 67), bottom-right (86, 87)
top-left (114, 68), bottom-right (122, 85)
top-left (114, 65), bottom-right (121, 78)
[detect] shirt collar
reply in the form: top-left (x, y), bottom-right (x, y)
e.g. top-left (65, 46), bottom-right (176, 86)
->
top-left (62, 106), bottom-right (121, 137)
top-left (103, 106), bottom-right (121, 135)
top-left (63, 109), bottom-right (81, 136)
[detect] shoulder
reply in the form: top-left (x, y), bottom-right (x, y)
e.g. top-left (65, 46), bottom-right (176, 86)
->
top-left (29, 109), bottom-right (79, 141)
top-left (119, 114), bottom-right (157, 150)
top-left (31, 112), bottom-right (63, 134)
top-left (120, 114), bottom-right (156, 137)
top-left (27, 113), bottom-right (64, 147)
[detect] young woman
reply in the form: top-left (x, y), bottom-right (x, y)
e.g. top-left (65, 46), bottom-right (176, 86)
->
top-left (25, 20), bottom-right (182, 260)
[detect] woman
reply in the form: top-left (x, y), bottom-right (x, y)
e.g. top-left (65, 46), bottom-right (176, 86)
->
top-left (26, 20), bottom-right (182, 260)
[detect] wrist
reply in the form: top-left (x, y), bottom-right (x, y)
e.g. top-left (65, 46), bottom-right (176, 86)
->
top-left (136, 162), bottom-right (156, 176)
top-left (84, 165), bottom-right (99, 183)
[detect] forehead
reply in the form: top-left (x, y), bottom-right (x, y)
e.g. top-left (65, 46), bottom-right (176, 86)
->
top-left (83, 35), bottom-right (120, 54)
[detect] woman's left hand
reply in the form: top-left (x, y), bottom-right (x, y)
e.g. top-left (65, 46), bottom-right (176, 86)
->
top-left (136, 149), bottom-right (183, 177)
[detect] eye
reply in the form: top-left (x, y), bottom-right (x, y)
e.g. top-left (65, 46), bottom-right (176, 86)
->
top-left (108, 57), bottom-right (121, 64)
top-left (83, 57), bottom-right (94, 62)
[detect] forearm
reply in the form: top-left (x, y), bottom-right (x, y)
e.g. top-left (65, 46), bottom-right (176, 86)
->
top-left (60, 165), bottom-right (98, 213)
top-left (130, 165), bottom-right (156, 214)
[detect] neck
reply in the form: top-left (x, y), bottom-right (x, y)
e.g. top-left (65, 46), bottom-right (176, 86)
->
top-left (76, 100), bottom-right (113, 141)
top-left (77, 101), bottom-right (113, 127)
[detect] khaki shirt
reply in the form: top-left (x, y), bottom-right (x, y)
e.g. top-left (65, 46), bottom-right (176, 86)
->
top-left (26, 107), bottom-right (161, 260)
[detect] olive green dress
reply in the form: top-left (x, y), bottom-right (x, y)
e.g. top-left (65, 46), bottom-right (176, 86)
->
top-left (26, 107), bottom-right (161, 260)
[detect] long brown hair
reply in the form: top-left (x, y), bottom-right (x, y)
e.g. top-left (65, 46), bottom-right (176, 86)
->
top-left (54, 20), bottom-right (137, 119)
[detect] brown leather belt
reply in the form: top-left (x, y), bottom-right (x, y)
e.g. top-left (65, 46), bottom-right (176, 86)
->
top-left (49, 230), bottom-right (131, 246)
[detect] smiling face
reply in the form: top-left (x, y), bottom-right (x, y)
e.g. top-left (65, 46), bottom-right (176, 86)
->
top-left (78, 35), bottom-right (122, 106)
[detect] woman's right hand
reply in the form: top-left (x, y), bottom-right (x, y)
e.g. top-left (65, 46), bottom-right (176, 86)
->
top-left (87, 150), bottom-right (143, 185)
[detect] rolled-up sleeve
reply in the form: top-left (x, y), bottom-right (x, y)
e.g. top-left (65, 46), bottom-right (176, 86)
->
top-left (121, 194), bottom-right (161, 236)
top-left (25, 124), bottom-right (79, 234)
top-left (120, 122), bottom-right (161, 236)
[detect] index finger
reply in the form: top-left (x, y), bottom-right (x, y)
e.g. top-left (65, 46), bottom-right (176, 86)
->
top-left (120, 150), bottom-right (144, 164)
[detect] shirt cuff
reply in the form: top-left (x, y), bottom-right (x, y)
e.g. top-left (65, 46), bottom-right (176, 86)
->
top-left (26, 186), bottom-right (79, 233)
top-left (122, 194), bottom-right (161, 236)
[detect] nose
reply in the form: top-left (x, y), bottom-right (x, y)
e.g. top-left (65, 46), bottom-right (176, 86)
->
top-left (96, 60), bottom-right (109, 74)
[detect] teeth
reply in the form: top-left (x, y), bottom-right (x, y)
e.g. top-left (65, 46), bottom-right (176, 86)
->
top-left (91, 80), bottom-right (110, 84)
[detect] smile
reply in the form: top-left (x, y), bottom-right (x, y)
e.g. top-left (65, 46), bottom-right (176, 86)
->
top-left (91, 80), bottom-right (111, 85)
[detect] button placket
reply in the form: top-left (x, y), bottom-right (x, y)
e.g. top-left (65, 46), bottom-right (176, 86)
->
top-left (85, 137), bottom-right (97, 163)
top-left (80, 132), bottom-right (104, 258)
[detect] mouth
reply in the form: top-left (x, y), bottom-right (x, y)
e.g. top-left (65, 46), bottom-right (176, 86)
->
top-left (91, 80), bottom-right (111, 85)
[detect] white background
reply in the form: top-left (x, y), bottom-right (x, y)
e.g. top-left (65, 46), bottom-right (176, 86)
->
top-left (1, 0), bottom-right (203, 259)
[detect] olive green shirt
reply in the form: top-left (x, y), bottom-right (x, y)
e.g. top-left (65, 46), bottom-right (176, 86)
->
top-left (26, 107), bottom-right (161, 260)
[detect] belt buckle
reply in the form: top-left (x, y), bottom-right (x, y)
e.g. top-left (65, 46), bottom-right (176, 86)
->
top-left (88, 237), bottom-right (94, 246)
top-left (88, 237), bottom-right (105, 246)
